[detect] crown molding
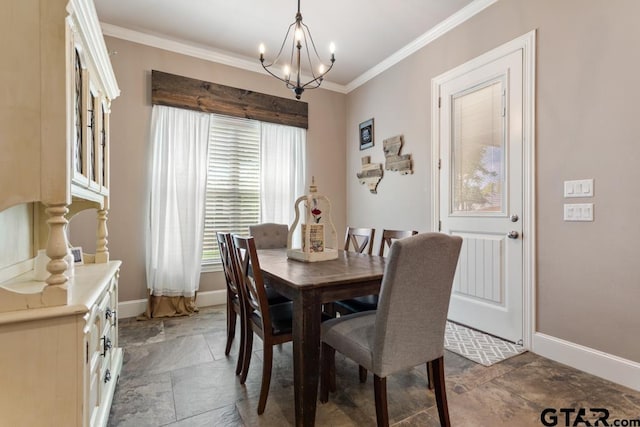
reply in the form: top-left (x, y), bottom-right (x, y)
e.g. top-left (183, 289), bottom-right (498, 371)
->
top-left (101, 23), bottom-right (260, 72)
top-left (100, 23), bottom-right (348, 94)
top-left (101, 0), bottom-right (496, 96)
top-left (344, 0), bottom-right (498, 92)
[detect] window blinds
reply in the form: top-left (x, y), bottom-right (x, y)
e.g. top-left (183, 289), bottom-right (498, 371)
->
top-left (202, 115), bottom-right (261, 265)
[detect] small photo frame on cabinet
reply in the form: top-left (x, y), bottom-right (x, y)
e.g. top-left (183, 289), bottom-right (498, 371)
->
top-left (359, 118), bottom-right (374, 150)
top-left (71, 247), bottom-right (84, 264)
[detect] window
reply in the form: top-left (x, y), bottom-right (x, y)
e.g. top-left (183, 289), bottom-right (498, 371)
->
top-left (201, 115), bottom-right (306, 267)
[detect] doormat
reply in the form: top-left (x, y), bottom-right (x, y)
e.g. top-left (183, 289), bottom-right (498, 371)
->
top-left (444, 321), bottom-right (526, 366)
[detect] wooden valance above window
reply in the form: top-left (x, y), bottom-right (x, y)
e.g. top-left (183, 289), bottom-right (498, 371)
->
top-left (151, 70), bottom-right (308, 129)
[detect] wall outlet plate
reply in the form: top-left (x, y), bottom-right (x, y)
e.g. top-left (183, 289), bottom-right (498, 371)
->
top-left (564, 179), bottom-right (594, 198)
top-left (564, 203), bottom-right (594, 221)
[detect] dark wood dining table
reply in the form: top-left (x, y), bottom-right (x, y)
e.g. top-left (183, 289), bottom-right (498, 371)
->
top-left (257, 248), bottom-right (386, 427)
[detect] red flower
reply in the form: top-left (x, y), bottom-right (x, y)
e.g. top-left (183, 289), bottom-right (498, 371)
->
top-left (311, 208), bottom-right (322, 216)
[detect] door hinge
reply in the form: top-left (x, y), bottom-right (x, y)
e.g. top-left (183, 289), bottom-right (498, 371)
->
top-left (438, 97), bottom-right (441, 108)
top-left (438, 220), bottom-right (442, 231)
top-left (438, 159), bottom-right (441, 169)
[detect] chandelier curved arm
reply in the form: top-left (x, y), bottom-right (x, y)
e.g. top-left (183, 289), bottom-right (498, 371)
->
top-left (258, 0), bottom-right (335, 99)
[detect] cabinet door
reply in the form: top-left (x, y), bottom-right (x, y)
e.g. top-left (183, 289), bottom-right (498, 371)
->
top-left (99, 101), bottom-right (110, 194)
top-left (86, 310), bottom-right (102, 427)
top-left (72, 47), bottom-right (85, 184)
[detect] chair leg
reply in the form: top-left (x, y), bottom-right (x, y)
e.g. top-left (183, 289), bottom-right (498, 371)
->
top-left (373, 375), bottom-right (389, 427)
top-left (235, 312), bottom-right (246, 376)
top-left (240, 329), bottom-right (253, 385)
top-left (320, 342), bottom-right (333, 403)
top-left (426, 360), bottom-right (434, 390)
top-left (257, 343), bottom-right (273, 414)
top-left (225, 302), bottom-right (236, 356)
top-left (328, 345), bottom-right (336, 393)
top-left (359, 365), bottom-right (368, 383)
top-left (432, 356), bottom-right (451, 427)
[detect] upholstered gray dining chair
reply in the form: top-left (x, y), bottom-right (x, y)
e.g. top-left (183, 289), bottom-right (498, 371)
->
top-left (249, 223), bottom-right (288, 249)
top-left (320, 233), bottom-right (462, 427)
top-left (248, 223), bottom-right (290, 305)
top-left (335, 229), bottom-right (420, 383)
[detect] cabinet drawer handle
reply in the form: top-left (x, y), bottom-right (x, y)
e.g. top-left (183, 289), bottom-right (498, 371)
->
top-left (105, 308), bottom-right (117, 325)
top-left (104, 369), bottom-right (111, 383)
top-left (105, 308), bottom-right (112, 319)
top-left (102, 336), bottom-right (112, 356)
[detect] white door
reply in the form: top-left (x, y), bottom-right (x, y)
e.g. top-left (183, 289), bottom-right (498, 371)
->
top-left (437, 49), bottom-right (524, 343)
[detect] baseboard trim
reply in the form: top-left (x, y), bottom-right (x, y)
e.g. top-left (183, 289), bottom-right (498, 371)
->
top-left (117, 289), bottom-right (227, 319)
top-left (533, 332), bottom-right (640, 392)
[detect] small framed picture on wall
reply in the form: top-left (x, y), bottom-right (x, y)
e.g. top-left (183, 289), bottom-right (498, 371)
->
top-left (359, 118), bottom-right (374, 150)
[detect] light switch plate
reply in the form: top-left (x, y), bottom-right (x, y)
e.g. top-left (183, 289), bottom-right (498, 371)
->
top-left (564, 179), bottom-right (594, 198)
top-left (564, 203), bottom-right (594, 221)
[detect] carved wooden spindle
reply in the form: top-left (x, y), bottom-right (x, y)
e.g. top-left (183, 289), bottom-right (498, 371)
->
top-left (45, 204), bottom-right (70, 286)
top-left (95, 209), bottom-right (109, 263)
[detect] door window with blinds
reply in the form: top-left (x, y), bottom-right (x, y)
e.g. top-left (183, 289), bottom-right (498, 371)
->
top-left (201, 114), bottom-right (306, 267)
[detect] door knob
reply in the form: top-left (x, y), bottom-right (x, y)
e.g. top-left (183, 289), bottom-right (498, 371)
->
top-left (507, 231), bottom-right (519, 239)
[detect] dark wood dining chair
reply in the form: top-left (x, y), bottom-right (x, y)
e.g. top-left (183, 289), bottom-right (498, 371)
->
top-left (232, 235), bottom-right (294, 415)
top-left (337, 229), bottom-right (418, 312)
top-left (320, 233), bottom-right (463, 427)
top-left (344, 227), bottom-right (375, 255)
top-left (216, 232), bottom-right (245, 376)
top-left (323, 226), bottom-right (377, 319)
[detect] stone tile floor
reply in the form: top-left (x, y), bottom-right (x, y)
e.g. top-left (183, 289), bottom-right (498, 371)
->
top-left (108, 306), bottom-right (640, 426)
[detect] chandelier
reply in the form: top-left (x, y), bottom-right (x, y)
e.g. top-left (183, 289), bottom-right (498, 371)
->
top-left (259, 0), bottom-right (335, 100)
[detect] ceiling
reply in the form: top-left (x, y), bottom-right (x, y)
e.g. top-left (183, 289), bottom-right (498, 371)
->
top-left (95, 0), bottom-right (478, 89)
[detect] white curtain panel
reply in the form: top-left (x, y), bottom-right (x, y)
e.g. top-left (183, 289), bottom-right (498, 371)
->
top-left (146, 105), bottom-right (210, 297)
top-left (260, 122), bottom-right (306, 242)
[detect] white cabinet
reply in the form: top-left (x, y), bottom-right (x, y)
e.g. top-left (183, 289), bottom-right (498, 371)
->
top-left (0, 262), bottom-right (122, 427)
top-left (0, 1), bottom-right (122, 425)
top-left (0, 0), bottom-right (119, 295)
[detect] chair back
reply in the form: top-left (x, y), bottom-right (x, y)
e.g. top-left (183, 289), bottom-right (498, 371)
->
top-left (232, 236), bottom-right (272, 329)
top-left (217, 232), bottom-right (242, 300)
top-left (378, 229), bottom-right (419, 256)
top-left (344, 227), bottom-right (375, 255)
top-left (372, 233), bottom-right (462, 377)
top-left (249, 223), bottom-right (289, 249)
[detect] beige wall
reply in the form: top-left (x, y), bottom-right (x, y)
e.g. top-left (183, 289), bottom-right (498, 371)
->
top-left (346, 0), bottom-right (640, 363)
top-left (70, 37), bottom-right (347, 302)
